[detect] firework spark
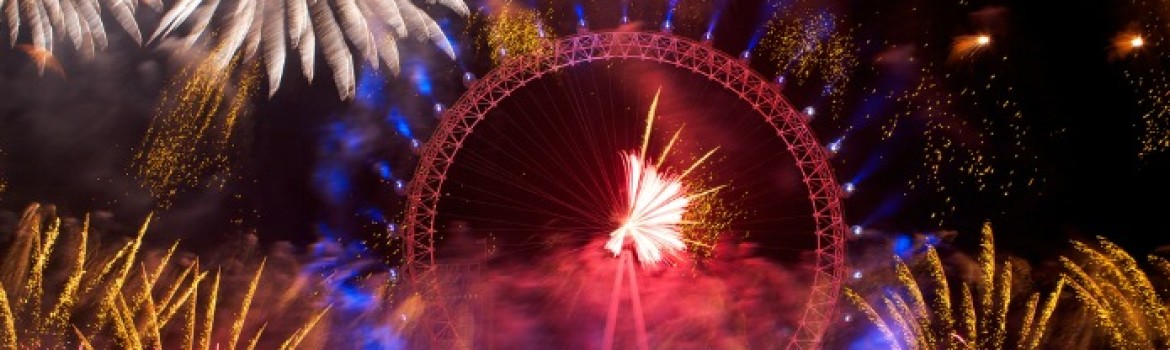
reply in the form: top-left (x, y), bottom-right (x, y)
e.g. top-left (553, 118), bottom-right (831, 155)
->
top-left (1111, 32), bottom-right (1146, 59)
top-left (151, 0), bottom-right (468, 99)
top-left (948, 34), bottom-right (992, 63)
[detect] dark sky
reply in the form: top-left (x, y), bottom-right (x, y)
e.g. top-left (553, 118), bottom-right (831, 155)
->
top-left (0, 0), bottom-right (1168, 261)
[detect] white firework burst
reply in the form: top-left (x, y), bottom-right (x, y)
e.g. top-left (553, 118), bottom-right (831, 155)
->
top-left (1, 0), bottom-right (141, 58)
top-left (607, 151), bottom-right (689, 265)
top-left (605, 88), bottom-right (722, 266)
top-left (151, 0), bottom-right (468, 99)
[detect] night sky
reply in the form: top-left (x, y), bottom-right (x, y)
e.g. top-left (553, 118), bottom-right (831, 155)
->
top-left (0, 0), bottom-right (1168, 263)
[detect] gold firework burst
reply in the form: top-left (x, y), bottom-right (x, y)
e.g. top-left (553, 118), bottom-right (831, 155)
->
top-left (1062, 237), bottom-right (1170, 349)
top-left (476, 1), bottom-right (552, 65)
top-left (0, 203), bottom-right (330, 348)
top-left (845, 222), bottom-right (1064, 349)
top-left (759, 9), bottom-right (858, 99)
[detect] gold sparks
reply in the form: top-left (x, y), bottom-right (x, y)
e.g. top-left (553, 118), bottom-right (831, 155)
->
top-left (45, 215), bottom-right (87, 332)
top-left (199, 269), bottom-right (220, 350)
top-left (228, 259), bottom-right (265, 350)
top-left (948, 34), bottom-right (992, 63)
top-left (976, 221), bottom-right (995, 344)
top-left (0, 204), bottom-right (330, 348)
top-left (678, 174), bottom-right (735, 261)
top-left (1121, 0), bottom-right (1170, 159)
top-left (477, 1), bottom-right (551, 65)
top-left (134, 52), bottom-right (259, 207)
top-left (279, 305), bottom-right (332, 350)
top-left (923, 248), bottom-right (953, 338)
top-left (885, 49), bottom-right (1038, 226)
top-left (1112, 32), bottom-right (1145, 59)
top-left (759, 9), bottom-right (858, 100)
top-left (0, 281), bottom-right (16, 349)
top-left (243, 323), bottom-right (267, 350)
top-left (844, 288), bottom-right (902, 350)
top-left (846, 223), bottom-right (1062, 349)
top-left (631, 88), bottom-right (731, 262)
top-left (1062, 237), bottom-right (1170, 348)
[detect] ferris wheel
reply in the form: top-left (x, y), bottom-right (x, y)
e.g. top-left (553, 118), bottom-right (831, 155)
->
top-left (400, 31), bottom-right (847, 350)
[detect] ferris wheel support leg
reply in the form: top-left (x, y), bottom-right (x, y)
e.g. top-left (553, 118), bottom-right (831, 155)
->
top-left (626, 252), bottom-right (650, 350)
top-left (602, 252), bottom-right (627, 350)
top-left (602, 251), bottom-right (650, 350)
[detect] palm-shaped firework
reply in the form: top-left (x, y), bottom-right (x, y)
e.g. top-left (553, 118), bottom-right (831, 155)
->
top-left (151, 0), bottom-right (467, 98)
top-left (1, 0), bottom-right (141, 58)
top-left (1, 0), bottom-right (467, 98)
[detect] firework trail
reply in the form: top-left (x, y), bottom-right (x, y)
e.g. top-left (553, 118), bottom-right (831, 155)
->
top-left (1060, 237), bottom-right (1170, 349)
top-left (948, 34), bottom-right (992, 63)
top-left (844, 222), bottom-right (1064, 349)
top-left (133, 52), bottom-right (259, 206)
top-left (0, 0), bottom-right (141, 57)
top-left (0, 203), bottom-right (349, 348)
top-left (151, 0), bottom-right (468, 99)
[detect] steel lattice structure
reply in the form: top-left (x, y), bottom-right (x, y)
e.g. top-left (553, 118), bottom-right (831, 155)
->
top-left (402, 30), bottom-right (848, 349)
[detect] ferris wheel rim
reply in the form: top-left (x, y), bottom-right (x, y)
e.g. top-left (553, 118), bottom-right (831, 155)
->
top-left (401, 30), bottom-right (848, 350)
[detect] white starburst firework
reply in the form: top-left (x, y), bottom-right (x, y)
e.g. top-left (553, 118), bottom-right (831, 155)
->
top-left (606, 88), bottom-right (721, 266)
top-left (606, 151), bottom-right (689, 265)
top-left (151, 0), bottom-right (468, 99)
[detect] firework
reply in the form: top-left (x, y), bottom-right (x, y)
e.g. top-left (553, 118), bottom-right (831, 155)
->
top-left (133, 51), bottom-right (258, 205)
top-left (606, 89), bottom-right (722, 266)
top-left (228, 259), bottom-right (264, 350)
top-left (0, 203), bottom-right (335, 348)
top-left (1112, 32), bottom-right (1145, 58)
top-left (1061, 237), bottom-right (1170, 349)
top-left (677, 171), bottom-right (735, 261)
top-left (759, 9), bottom-right (858, 99)
top-left (947, 34), bottom-right (992, 63)
top-left (151, 0), bottom-right (468, 99)
top-left (0, 0), bottom-right (140, 57)
top-left (845, 222), bottom-right (1064, 349)
top-left (608, 152), bottom-right (689, 265)
top-left (477, 1), bottom-right (550, 65)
